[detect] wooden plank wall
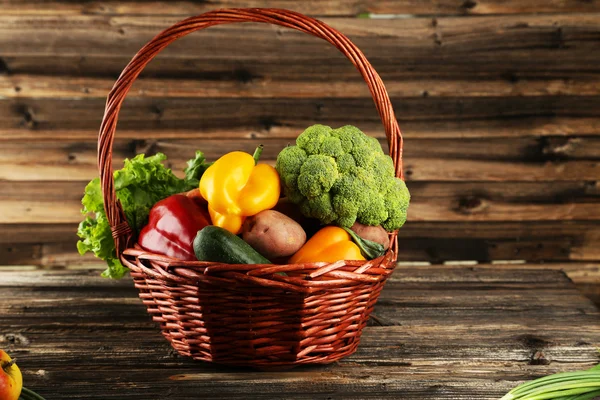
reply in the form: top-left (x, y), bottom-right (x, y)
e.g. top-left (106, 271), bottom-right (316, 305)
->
top-left (0, 1), bottom-right (599, 300)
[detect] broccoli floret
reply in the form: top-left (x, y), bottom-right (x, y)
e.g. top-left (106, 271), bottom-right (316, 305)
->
top-left (275, 146), bottom-right (307, 188)
top-left (297, 155), bottom-right (338, 198)
top-left (358, 193), bottom-right (388, 226)
top-left (320, 136), bottom-right (344, 158)
top-left (301, 193), bottom-right (338, 224)
top-left (285, 186), bottom-right (306, 205)
top-left (332, 192), bottom-right (358, 227)
top-left (366, 136), bottom-right (384, 153)
top-left (336, 153), bottom-right (356, 174)
top-left (331, 125), bottom-right (368, 153)
top-left (370, 153), bottom-right (396, 192)
top-left (331, 173), bottom-right (365, 218)
top-left (297, 124), bottom-right (332, 155)
top-left (351, 145), bottom-right (377, 168)
top-left (381, 178), bottom-right (410, 231)
top-left (275, 124), bottom-right (410, 231)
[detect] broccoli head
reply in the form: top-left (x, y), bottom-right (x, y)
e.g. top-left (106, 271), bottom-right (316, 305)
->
top-left (275, 124), bottom-right (410, 231)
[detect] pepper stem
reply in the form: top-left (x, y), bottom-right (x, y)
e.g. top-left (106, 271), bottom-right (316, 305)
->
top-left (1, 358), bottom-right (16, 370)
top-left (252, 145), bottom-right (264, 165)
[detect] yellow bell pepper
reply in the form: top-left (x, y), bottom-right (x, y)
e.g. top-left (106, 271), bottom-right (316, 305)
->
top-left (289, 226), bottom-right (365, 264)
top-left (199, 146), bottom-right (280, 234)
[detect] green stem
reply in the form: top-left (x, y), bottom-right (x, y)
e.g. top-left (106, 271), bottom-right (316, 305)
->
top-left (518, 376), bottom-right (600, 395)
top-left (567, 388), bottom-right (600, 400)
top-left (504, 367), bottom-right (600, 400)
top-left (253, 145), bottom-right (264, 165)
top-left (19, 387), bottom-right (47, 400)
top-left (521, 386), bottom-right (600, 400)
top-left (510, 372), bottom-right (600, 396)
top-left (518, 381), bottom-right (600, 400)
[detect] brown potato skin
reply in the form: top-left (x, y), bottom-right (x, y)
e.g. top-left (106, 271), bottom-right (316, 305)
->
top-left (350, 222), bottom-right (390, 250)
top-left (242, 210), bottom-right (307, 259)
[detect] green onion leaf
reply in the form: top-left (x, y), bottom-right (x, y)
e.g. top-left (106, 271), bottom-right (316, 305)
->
top-left (502, 365), bottom-right (600, 400)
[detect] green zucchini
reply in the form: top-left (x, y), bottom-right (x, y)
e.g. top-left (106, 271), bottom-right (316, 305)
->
top-left (194, 225), bottom-right (271, 264)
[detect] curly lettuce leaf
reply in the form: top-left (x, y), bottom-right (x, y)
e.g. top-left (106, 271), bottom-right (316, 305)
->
top-left (77, 152), bottom-right (210, 279)
top-left (184, 150), bottom-right (213, 188)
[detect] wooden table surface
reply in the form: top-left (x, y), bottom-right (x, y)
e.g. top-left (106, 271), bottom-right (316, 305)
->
top-left (1, 266), bottom-right (599, 399)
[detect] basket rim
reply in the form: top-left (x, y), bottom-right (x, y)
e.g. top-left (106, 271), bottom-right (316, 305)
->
top-left (122, 244), bottom-right (397, 294)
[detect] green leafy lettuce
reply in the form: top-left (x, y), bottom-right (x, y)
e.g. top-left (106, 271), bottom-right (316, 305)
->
top-left (77, 151), bottom-right (211, 279)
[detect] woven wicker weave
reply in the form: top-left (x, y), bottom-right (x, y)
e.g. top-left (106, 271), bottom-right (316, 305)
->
top-left (98, 8), bottom-right (404, 368)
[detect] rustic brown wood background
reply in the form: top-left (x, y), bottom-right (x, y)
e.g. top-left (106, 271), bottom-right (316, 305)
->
top-left (0, 1), bottom-right (599, 301)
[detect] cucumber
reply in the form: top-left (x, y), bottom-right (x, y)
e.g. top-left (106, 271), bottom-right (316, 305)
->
top-left (194, 225), bottom-right (271, 264)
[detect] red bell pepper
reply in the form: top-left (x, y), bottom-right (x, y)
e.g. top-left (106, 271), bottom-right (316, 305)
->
top-left (138, 194), bottom-right (210, 260)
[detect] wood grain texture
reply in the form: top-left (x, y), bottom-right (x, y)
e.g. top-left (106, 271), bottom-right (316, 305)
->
top-left (3, 97), bottom-right (600, 132)
top-left (2, 221), bottom-right (599, 266)
top-left (2, 180), bottom-right (599, 224)
top-left (2, 1), bottom-right (600, 16)
top-left (0, 5), bottom-right (598, 288)
top-left (4, 74), bottom-right (600, 99)
top-left (2, 118), bottom-right (600, 140)
top-left (6, 51), bottom-right (600, 80)
top-left (1, 136), bottom-right (600, 180)
top-left (0, 268), bottom-right (598, 399)
top-left (421, 262), bottom-right (600, 306)
top-left (1, 15), bottom-right (599, 77)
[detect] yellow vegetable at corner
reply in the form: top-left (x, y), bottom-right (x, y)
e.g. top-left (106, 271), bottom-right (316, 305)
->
top-left (0, 349), bottom-right (22, 400)
top-left (289, 226), bottom-right (365, 264)
top-left (199, 146), bottom-right (280, 234)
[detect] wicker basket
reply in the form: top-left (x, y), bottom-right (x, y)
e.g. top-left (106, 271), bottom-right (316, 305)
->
top-left (99, 8), bottom-right (404, 368)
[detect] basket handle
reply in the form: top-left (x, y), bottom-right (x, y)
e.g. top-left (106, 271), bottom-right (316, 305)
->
top-left (99, 8), bottom-right (404, 257)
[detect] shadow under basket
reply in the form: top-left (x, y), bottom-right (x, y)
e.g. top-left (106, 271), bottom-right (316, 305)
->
top-left (99, 8), bottom-right (405, 368)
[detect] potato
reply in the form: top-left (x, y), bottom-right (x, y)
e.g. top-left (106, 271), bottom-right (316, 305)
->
top-left (242, 210), bottom-right (307, 259)
top-left (351, 222), bottom-right (390, 250)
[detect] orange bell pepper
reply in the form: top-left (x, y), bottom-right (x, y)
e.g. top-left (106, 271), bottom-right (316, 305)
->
top-left (289, 226), bottom-right (365, 264)
top-left (199, 146), bottom-right (280, 234)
